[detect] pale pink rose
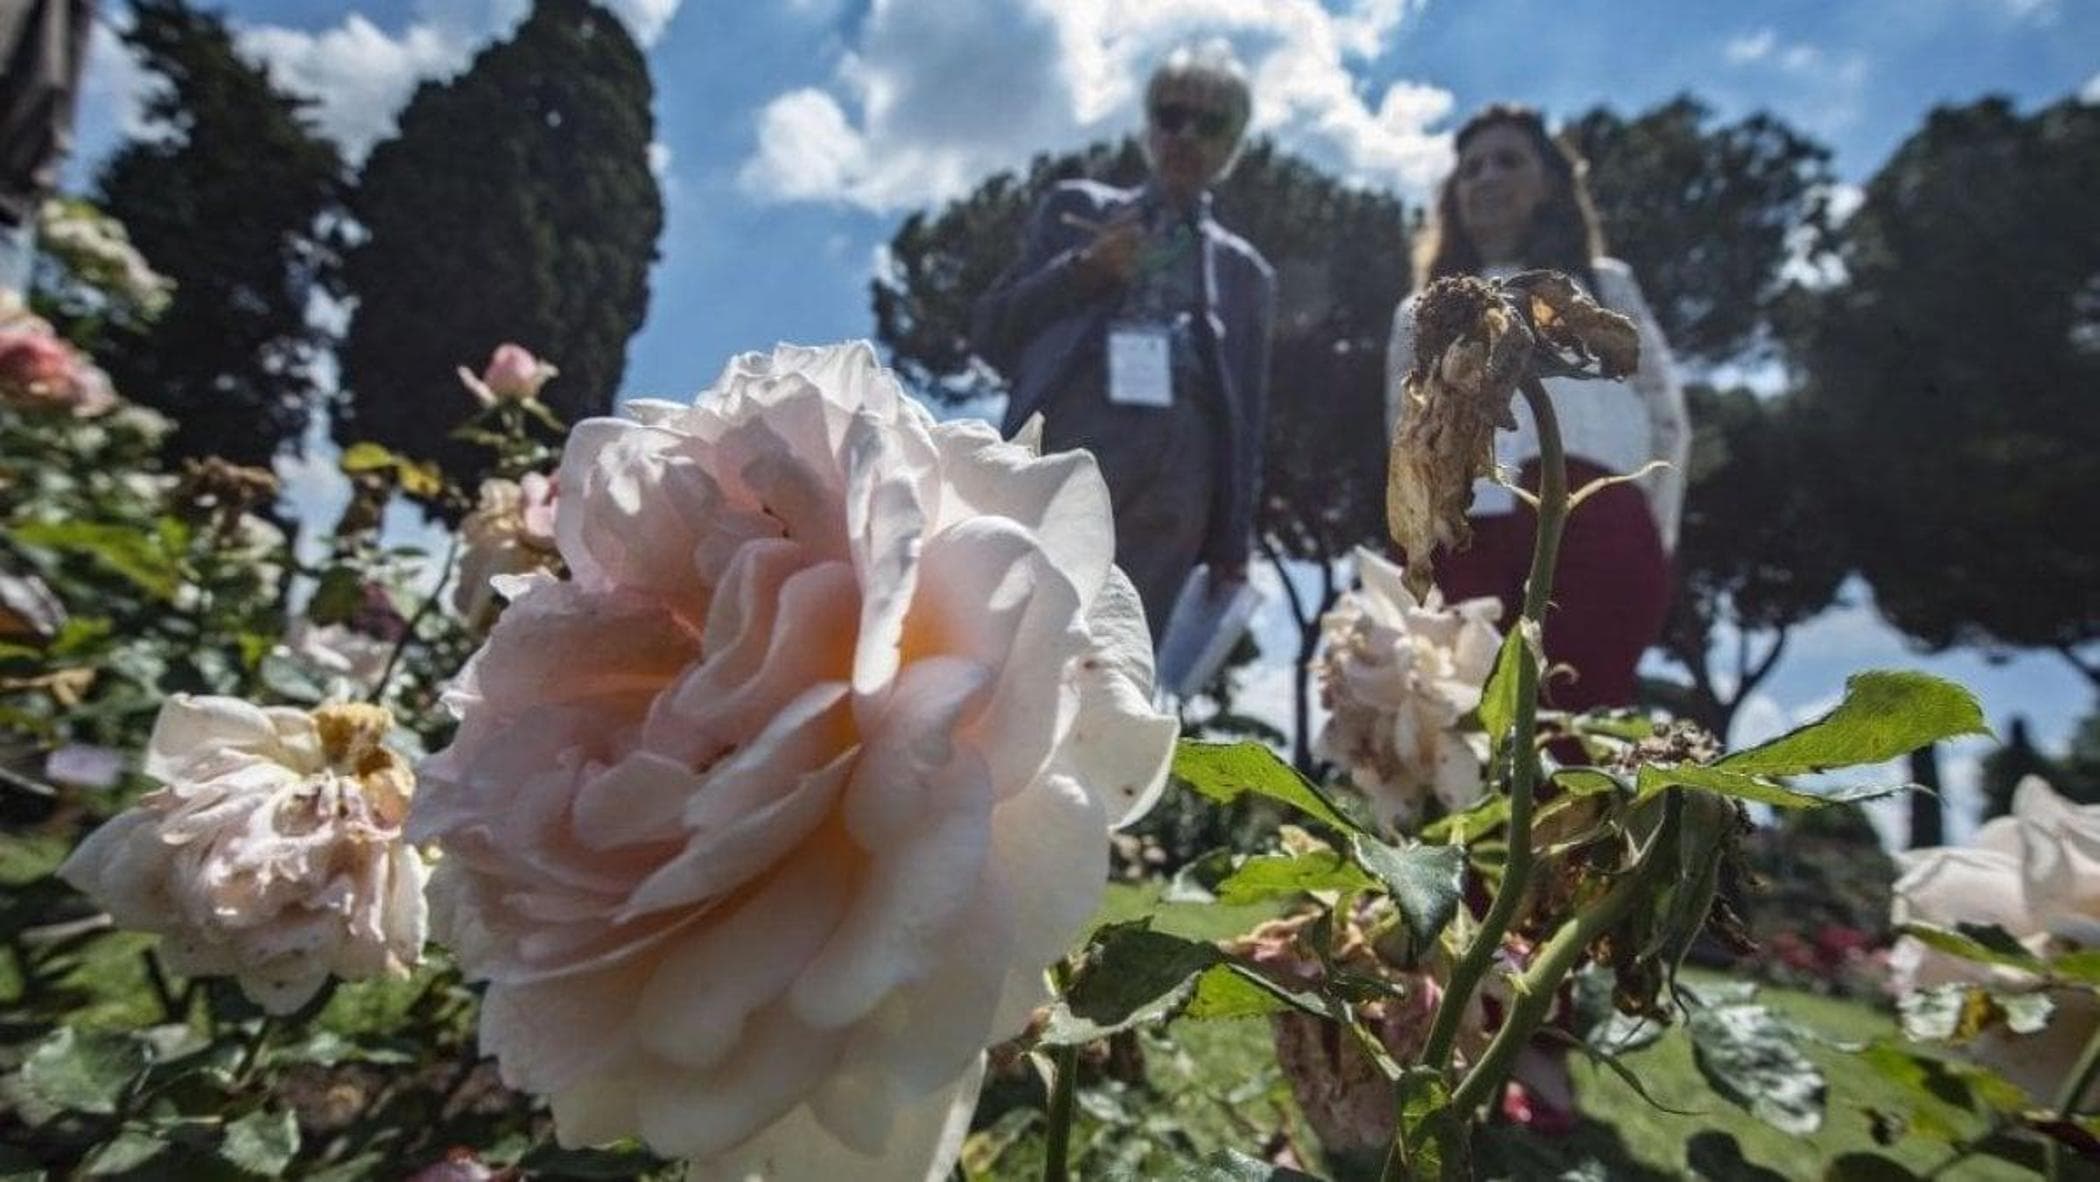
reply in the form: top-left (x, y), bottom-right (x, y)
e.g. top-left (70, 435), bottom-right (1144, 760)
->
top-left (1313, 546), bottom-right (1502, 833)
top-left (453, 474), bottom-right (562, 621)
top-left (518, 471), bottom-right (558, 543)
top-left (1889, 776), bottom-right (2100, 1105)
top-left (458, 342), bottom-right (557, 407)
top-left (59, 697), bottom-right (428, 1013)
top-left (0, 319), bottom-right (115, 416)
top-left (410, 342), bottom-right (1175, 1178)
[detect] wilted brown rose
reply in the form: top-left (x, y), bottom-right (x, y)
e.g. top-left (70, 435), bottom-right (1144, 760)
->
top-left (1386, 277), bottom-right (1530, 596)
top-left (1384, 272), bottom-right (1642, 597)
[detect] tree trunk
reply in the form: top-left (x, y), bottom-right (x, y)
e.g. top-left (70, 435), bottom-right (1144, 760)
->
top-left (1908, 743), bottom-right (1945, 849)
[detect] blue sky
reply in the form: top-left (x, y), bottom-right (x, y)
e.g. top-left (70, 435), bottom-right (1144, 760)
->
top-left (69, 0), bottom-right (2100, 838)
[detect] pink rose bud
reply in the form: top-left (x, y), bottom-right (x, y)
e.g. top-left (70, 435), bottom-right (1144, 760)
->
top-left (459, 342), bottom-right (557, 407)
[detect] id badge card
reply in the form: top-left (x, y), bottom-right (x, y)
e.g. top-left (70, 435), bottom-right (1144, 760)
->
top-left (1106, 323), bottom-right (1174, 408)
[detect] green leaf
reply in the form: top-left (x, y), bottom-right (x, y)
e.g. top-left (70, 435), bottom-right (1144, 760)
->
top-left (1184, 963), bottom-right (1333, 1022)
top-left (1717, 671), bottom-right (1990, 776)
top-left (1211, 849), bottom-right (1373, 904)
top-left (1855, 1042), bottom-right (2027, 1144)
top-left (1550, 767), bottom-right (1627, 796)
top-left (12, 521), bottom-right (182, 600)
top-left (81, 1130), bottom-right (169, 1176)
top-left (1349, 836), bottom-right (1465, 948)
top-left (1686, 997), bottom-right (1827, 1135)
top-left (1395, 1066), bottom-right (1471, 1181)
top-left (1421, 793), bottom-right (1510, 844)
top-left (1183, 964), bottom-right (1292, 1020)
top-left (1896, 922), bottom-right (2044, 975)
top-left (220, 1107), bottom-right (300, 1176)
top-left (20, 1027), bottom-right (151, 1115)
top-left (1039, 923), bottom-right (1221, 1045)
top-left (1636, 762), bottom-right (1911, 809)
top-left (1478, 621), bottom-right (1536, 753)
top-left (1172, 740), bottom-right (1363, 833)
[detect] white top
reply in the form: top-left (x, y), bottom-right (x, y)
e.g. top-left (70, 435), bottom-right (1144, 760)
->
top-left (1384, 258), bottom-right (1691, 551)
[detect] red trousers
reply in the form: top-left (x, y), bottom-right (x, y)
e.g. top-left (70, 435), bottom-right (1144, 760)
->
top-left (1432, 459), bottom-right (1671, 712)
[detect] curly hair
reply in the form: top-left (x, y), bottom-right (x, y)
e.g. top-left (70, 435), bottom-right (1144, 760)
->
top-left (1414, 104), bottom-right (1605, 293)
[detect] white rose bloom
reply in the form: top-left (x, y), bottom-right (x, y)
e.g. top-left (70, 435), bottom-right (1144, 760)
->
top-left (1313, 546), bottom-right (1502, 833)
top-left (1890, 776), bottom-right (2100, 1106)
top-left (59, 696), bottom-right (427, 1013)
top-left (409, 342), bottom-right (1175, 1180)
top-left (453, 474), bottom-right (560, 622)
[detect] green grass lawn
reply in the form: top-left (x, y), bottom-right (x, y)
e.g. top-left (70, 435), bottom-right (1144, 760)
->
top-left (973, 885), bottom-right (2072, 1180)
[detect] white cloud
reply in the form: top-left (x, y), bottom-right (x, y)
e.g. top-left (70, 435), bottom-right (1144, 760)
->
top-left (2082, 71), bottom-right (2100, 104)
top-left (240, 16), bottom-right (468, 159)
top-left (1722, 29), bottom-right (1865, 86)
top-left (1724, 29), bottom-right (1777, 64)
top-left (236, 1), bottom-right (683, 161)
top-left (739, 0), bottom-right (1453, 212)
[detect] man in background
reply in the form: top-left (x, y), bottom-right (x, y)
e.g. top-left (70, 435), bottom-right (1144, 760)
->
top-left (0, 0), bottom-right (95, 290)
top-left (972, 40), bottom-right (1276, 647)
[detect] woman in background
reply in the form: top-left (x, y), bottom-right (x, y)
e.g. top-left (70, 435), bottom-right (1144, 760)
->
top-left (1387, 104), bottom-right (1689, 713)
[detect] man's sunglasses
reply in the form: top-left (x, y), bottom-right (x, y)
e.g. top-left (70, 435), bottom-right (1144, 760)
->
top-left (1150, 102), bottom-right (1235, 140)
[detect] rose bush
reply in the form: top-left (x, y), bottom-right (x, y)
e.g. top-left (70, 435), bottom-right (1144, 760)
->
top-left (1313, 546), bottom-right (1502, 833)
top-left (409, 342), bottom-right (1176, 1178)
top-left (1890, 774), bottom-right (2100, 1105)
top-left (58, 696), bottom-right (427, 1013)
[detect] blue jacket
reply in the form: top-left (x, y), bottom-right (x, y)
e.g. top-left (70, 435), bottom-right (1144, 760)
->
top-left (971, 179), bottom-right (1277, 567)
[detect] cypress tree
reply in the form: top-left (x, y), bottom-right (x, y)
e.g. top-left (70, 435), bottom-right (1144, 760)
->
top-left (95, 0), bottom-right (345, 465)
top-left (337, 0), bottom-right (663, 487)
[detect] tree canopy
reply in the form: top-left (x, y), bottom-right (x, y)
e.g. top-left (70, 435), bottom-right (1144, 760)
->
top-left (93, 0), bottom-right (345, 466)
top-left (336, 0), bottom-right (663, 489)
top-left (1788, 96), bottom-right (2100, 671)
top-left (1567, 96), bottom-right (1836, 364)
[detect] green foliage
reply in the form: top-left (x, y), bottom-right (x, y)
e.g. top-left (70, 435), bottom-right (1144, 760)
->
top-left (1395, 1067), bottom-right (1470, 1181)
top-left (338, 0), bottom-right (664, 489)
top-left (93, 0), bottom-right (345, 465)
top-left (20, 1028), bottom-right (151, 1116)
top-left (1788, 95), bottom-right (2100, 656)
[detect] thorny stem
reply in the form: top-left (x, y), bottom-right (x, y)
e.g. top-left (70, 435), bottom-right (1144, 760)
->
top-left (369, 534), bottom-right (462, 706)
top-left (1042, 960), bottom-right (1079, 1182)
top-left (1383, 376), bottom-right (1569, 1182)
top-left (1415, 376), bottom-right (1568, 1075)
top-left (1449, 793), bottom-right (1684, 1115)
top-left (234, 1015), bottom-right (278, 1088)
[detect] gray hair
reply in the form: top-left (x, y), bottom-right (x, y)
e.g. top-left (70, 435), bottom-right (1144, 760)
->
top-left (1143, 39), bottom-right (1253, 168)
